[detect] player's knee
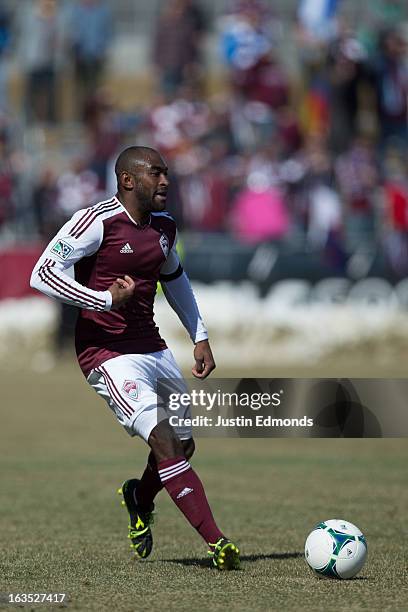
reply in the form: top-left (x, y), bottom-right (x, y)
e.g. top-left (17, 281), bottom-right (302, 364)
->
top-left (148, 420), bottom-right (184, 461)
top-left (182, 437), bottom-right (195, 460)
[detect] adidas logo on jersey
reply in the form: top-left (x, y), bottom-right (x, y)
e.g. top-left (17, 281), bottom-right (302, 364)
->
top-left (176, 487), bottom-right (194, 499)
top-left (120, 243), bottom-right (133, 253)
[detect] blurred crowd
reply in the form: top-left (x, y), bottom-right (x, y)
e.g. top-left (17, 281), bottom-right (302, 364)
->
top-left (0, 0), bottom-right (408, 279)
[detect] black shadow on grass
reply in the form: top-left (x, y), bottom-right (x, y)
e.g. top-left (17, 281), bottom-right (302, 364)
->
top-left (163, 551), bottom-right (303, 568)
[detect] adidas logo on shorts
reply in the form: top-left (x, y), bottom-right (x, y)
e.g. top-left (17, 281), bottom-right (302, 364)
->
top-left (120, 243), bottom-right (133, 253)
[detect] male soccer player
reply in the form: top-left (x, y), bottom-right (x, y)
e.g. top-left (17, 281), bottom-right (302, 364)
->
top-left (30, 146), bottom-right (240, 570)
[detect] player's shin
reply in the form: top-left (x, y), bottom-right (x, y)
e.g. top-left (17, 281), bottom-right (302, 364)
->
top-left (158, 456), bottom-right (224, 544)
top-left (137, 451), bottom-right (164, 508)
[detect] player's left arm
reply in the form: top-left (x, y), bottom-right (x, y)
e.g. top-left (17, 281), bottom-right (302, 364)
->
top-left (160, 246), bottom-right (215, 379)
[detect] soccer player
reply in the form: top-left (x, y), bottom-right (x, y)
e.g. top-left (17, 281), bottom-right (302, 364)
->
top-left (30, 146), bottom-right (240, 570)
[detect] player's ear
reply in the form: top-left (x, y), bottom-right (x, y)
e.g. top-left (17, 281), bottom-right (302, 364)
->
top-left (120, 171), bottom-right (134, 191)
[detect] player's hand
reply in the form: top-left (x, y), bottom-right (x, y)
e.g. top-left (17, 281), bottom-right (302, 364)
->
top-left (192, 340), bottom-right (216, 379)
top-left (108, 275), bottom-right (135, 309)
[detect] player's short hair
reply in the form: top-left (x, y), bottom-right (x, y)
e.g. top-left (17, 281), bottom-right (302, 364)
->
top-left (115, 146), bottom-right (160, 177)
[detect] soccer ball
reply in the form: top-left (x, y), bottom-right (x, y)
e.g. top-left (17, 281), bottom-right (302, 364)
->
top-left (304, 519), bottom-right (367, 579)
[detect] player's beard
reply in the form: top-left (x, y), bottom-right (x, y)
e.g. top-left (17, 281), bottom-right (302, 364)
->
top-left (152, 193), bottom-right (167, 211)
top-left (134, 183), bottom-right (159, 213)
top-left (135, 182), bottom-right (166, 213)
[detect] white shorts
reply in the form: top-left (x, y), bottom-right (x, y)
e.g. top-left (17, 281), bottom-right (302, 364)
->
top-left (87, 349), bottom-right (192, 442)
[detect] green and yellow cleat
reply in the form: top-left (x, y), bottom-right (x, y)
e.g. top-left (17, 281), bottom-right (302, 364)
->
top-left (208, 538), bottom-right (241, 570)
top-left (118, 479), bottom-right (154, 559)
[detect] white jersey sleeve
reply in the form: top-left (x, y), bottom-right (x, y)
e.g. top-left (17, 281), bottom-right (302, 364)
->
top-left (30, 209), bottom-right (112, 312)
top-left (159, 245), bottom-right (208, 343)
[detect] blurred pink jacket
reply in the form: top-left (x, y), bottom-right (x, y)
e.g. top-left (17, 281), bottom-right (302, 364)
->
top-left (231, 187), bottom-right (290, 244)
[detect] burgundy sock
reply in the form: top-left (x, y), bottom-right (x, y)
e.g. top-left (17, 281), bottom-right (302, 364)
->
top-left (136, 452), bottom-right (163, 509)
top-left (158, 455), bottom-right (224, 544)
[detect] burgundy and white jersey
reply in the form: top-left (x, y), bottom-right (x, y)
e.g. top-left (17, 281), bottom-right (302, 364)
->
top-left (31, 196), bottom-right (208, 376)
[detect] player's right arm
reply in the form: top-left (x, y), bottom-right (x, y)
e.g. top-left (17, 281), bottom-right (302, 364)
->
top-left (30, 209), bottom-right (134, 311)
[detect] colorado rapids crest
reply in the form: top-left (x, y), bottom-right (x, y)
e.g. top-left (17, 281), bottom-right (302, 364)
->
top-left (159, 233), bottom-right (169, 257)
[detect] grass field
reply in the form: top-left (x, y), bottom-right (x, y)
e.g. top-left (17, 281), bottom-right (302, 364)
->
top-left (1, 361), bottom-right (407, 611)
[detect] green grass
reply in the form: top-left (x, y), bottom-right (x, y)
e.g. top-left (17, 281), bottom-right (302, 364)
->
top-left (0, 363), bottom-right (407, 611)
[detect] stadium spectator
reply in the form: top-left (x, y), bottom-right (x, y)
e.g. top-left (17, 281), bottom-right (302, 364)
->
top-left (382, 149), bottom-right (408, 279)
top-left (18, 0), bottom-right (65, 124)
top-left (0, 126), bottom-right (14, 232)
top-left (148, 85), bottom-right (211, 153)
top-left (276, 107), bottom-right (303, 156)
top-left (371, 27), bottom-right (408, 151)
top-left (82, 90), bottom-right (122, 189)
top-left (177, 140), bottom-right (230, 232)
top-left (0, 7), bottom-right (12, 113)
top-left (335, 137), bottom-right (379, 248)
top-left (326, 35), bottom-right (368, 153)
top-left (236, 54), bottom-right (290, 110)
top-left (68, 0), bottom-right (113, 118)
top-left (297, 0), bottom-right (339, 44)
top-left (301, 136), bottom-right (347, 269)
top-left (219, 1), bottom-right (289, 109)
top-left (32, 159), bottom-right (104, 254)
top-left (152, 0), bottom-right (207, 96)
top-left (32, 167), bottom-right (60, 239)
top-left (56, 158), bottom-right (103, 218)
top-left (219, 0), bottom-right (273, 74)
top-left (230, 146), bottom-right (291, 244)
top-left (33, 158), bottom-right (104, 356)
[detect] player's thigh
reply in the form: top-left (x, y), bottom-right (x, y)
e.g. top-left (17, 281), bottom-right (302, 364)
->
top-left (155, 348), bottom-right (192, 441)
top-left (87, 354), bottom-right (167, 442)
